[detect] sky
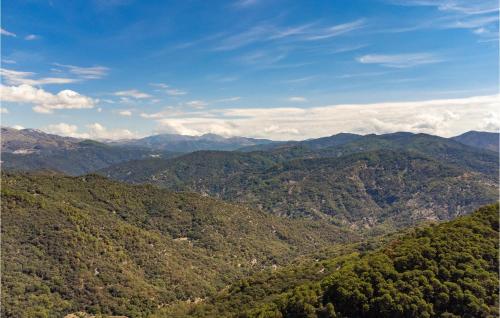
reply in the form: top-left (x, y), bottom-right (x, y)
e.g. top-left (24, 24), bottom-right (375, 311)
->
top-left (1, 0), bottom-right (499, 140)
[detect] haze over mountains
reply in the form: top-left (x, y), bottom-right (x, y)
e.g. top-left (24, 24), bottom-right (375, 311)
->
top-left (2, 127), bottom-right (498, 175)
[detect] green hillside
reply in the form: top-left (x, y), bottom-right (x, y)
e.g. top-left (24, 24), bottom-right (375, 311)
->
top-left (1, 172), bottom-right (356, 318)
top-left (164, 204), bottom-right (499, 318)
top-left (102, 149), bottom-right (498, 228)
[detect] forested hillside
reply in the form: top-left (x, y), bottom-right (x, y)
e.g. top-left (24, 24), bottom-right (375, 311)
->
top-left (163, 204), bottom-right (499, 318)
top-left (102, 147), bottom-right (498, 228)
top-left (1, 172), bottom-right (356, 318)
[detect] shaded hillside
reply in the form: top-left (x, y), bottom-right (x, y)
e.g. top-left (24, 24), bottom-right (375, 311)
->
top-left (165, 204), bottom-right (499, 318)
top-left (1, 172), bottom-right (356, 318)
top-left (452, 131), bottom-right (499, 152)
top-left (1, 140), bottom-right (177, 176)
top-left (102, 149), bottom-right (498, 227)
top-left (313, 133), bottom-right (499, 176)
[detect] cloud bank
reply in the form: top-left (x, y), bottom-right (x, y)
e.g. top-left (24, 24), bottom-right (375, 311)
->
top-left (145, 94), bottom-right (499, 140)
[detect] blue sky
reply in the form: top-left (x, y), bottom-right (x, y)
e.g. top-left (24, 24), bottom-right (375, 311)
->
top-left (1, 0), bottom-right (499, 140)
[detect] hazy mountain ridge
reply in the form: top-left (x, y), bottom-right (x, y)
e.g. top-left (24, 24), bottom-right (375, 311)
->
top-left (452, 130), bottom-right (499, 152)
top-left (1, 127), bottom-right (80, 153)
top-left (112, 133), bottom-right (276, 153)
top-left (1, 128), bottom-right (180, 175)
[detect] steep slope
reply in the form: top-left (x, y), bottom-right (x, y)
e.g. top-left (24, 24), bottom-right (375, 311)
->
top-left (1, 172), bottom-right (356, 318)
top-left (114, 133), bottom-right (276, 152)
top-left (166, 204), bottom-right (499, 318)
top-left (452, 130), bottom-right (499, 152)
top-left (102, 149), bottom-right (498, 227)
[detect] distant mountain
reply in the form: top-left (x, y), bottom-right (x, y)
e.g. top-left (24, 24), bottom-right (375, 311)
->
top-left (1, 127), bottom-right (80, 153)
top-left (238, 132), bottom-right (361, 152)
top-left (1, 172), bottom-right (356, 318)
top-left (114, 133), bottom-right (277, 152)
top-left (101, 133), bottom-right (499, 228)
top-left (452, 130), bottom-right (499, 152)
top-left (1, 128), bottom-right (177, 175)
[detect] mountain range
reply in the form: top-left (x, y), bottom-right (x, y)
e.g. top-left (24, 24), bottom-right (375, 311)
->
top-left (101, 132), bottom-right (499, 229)
top-left (1, 127), bottom-right (498, 318)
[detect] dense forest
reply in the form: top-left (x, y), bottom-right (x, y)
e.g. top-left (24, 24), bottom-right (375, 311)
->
top-left (161, 204), bottom-right (499, 318)
top-left (1, 172), bottom-right (356, 318)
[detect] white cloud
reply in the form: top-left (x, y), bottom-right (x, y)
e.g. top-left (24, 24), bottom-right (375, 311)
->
top-left (44, 122), bottom-right (138, 140)
top-left (24, 34), bottom-right (38, 40)
top-left (233, 0), bottom-right (259, 8)
top-left (150, 83), bottom-right (169, 88)
top-left (2, 59), bottom-right (16, 64)
top-left (1, 28), bottom-right (16, 37)
top-left (118, 110), bottom-right (132, 116)
top-left (12, 125), bottom-right (24, 130)
top-left (53, 63), bottom-right (109, 79)
top-left (151, 83), bottom-right (187, 96)
top-left (390, 0), bottom-right (498, 15)
top-left (1, 107), bottom-right (9, 114)
top-left (1, 68), bottom-right (78, 85)
top-left (387, 1), bottom-right (499, 38)
top-left (114, 89), bottom-right (151, 99)
top-left (45, 123), bottom-right (81, 137)
top-left (86, 122), bottom-right (136, 140)
top-left (215, 97), bottom-right (241, 103)
top-left (357, 53), bottom-right (442, 68)
top-left (186, 100), bottom-right (208, 108)
top-left (1, 84), bottom-right (96, 114)
top-left (288, 96), bottom-right (308, 103)
top-left (304, 19), bottom-right (365, 40)
top-left (165, 88), bottom-right (187, 96)
top-left (214, 19), bottom-right (365, 51)
top-left (146, 94), bottom-right (499, 140)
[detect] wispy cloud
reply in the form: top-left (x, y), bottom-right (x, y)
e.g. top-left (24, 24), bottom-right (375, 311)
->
top-left (114, 89), bottom-right (151, 99)
top-left (281, 76), bottom-right (317, 84)
top-left (233, 0), bottom-right (260, 8)
top-left (357, 53), bottom-right (442, 68)
top-left (387, 0), bottom-right (499, 39)
top-left (53, 63), bottom-right (109, 79)
top-left (288, 96), bottom-right (308, 102)
top-left (118, 109), bottom-right (133, 116)
top-left (186, 100), bottom-right (208, 108)
top-left (24, 34), bottom-right (38, 40)
top-left (150, 83), bottom-right (187, 96)
top-left (166, 88), bottom-right (187, 96)
top-left (389, 0), bottom-right (499, 15)
top-left (1, 28), bottom-right (16, 37)
top-left (304, 19), bottom-right (365, 40)
top-left (215, 97), bottom-right (241, 103)
top-left (213, 19), bottom-right (366, 51)
top-left (1, 68), bottom-right (79, 85)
